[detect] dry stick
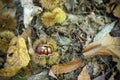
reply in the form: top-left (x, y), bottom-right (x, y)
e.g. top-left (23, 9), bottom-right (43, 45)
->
top-left (20, 0), bottom-right (42, 28)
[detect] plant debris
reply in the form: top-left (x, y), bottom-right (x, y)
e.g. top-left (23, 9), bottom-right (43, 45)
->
top-left (0, 0), bottom-right (120, 79)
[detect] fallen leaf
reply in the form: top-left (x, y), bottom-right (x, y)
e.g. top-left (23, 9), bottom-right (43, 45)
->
top-left (51, 58), bottom-right (82, 74)
top-left (109, 72), bottom-right (116, 80)
top-left (94, 21), bottom-right (116, 41)
top-left (77, 66), bottom-right (91, 80)
top-left (28, 71), bottom-right (49, 80)
top-left (106, 0), bottom-right (117, 13)
top-left (6, 36), bottom-right (30, 67)
top-left (21, 27), bottom-right (31, 41)
top-left (0, 66), bottom-right (21, 77)
top-left (93, 73), bottom-right (105, 80)
top-left (0, 36), bottom-right (30, 77)
top-left (83, 34), bottom-right (120, 58)
top-left (49, 70), bottom-right (57, 79)
top-left (106, 0), bottom-right (120, 18)
top-left (58, 36), bottom-right (71, 45)
top-left (113, 58), bottom-right (120, 70)
top-left (113, 3), bottom-right (120, 18)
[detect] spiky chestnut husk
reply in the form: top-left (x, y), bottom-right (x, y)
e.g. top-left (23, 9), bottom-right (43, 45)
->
top-left (41, 12), bottom-right (55, 27)
top-left (32, 37), bottom-right (59, 66)
top-left (33, 37), bottom-right (57, 53)
top-left (1, 0), bottom-right (12, 4)
top-left (0, 1), bottom-right (4, 11)
top-left (47, 52), bottom-right (59, 65)
top-left (39, 0), bottom-right (60, 10)
top-left (0, 13), bottom-right (17, 31)
top-left (1, 0), bottom-right (15, 8)
top-left (41, 7), bottom-right (66, 27)
top-left (0, 31), bottom-right (15, 53)
top-left (52, 7), bottom-right (66, 23)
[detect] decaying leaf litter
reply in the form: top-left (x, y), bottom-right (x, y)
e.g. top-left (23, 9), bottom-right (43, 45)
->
top-left (0, 0), bottom-right (120, 80)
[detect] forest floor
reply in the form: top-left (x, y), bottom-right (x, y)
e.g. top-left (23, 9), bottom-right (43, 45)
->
top-left (0, 0), bottom-right (120, 80)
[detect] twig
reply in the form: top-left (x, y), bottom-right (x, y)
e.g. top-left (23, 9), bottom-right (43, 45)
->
top-left (20, 0), bottom-right (42, 28)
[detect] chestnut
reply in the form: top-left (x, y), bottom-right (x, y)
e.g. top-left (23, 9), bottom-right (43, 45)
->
top-left (36, 45), bottom-right (53, 55)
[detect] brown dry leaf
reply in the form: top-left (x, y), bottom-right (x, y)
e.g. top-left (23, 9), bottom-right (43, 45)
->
top-left (93, 73), bottom-right (105, 80)
top-left (83, 34), bottom-right (120, 58)
top-left (106, 0), bottom-right (116, 13)
top-left (21, 27), bottom-right (31, 41)
top-left (113, 58), bottom-right (120, 70)
top-left (77, 66), bottom-right (91, 80)
top-left (51, 58), bottom-right (82, 74)
top-left (113, 4), bottom-right (120, 18)
top-left (0, 36), bottom-right (30, 77)
top-left (106, 0), bottom-right (120, 18)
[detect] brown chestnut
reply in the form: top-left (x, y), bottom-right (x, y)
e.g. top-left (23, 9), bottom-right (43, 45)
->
top-left (36, 45), bottom-right (53, 55)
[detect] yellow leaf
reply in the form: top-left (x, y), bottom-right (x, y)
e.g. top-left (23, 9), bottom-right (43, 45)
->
top-left (83, 34), bottom-right (120, 58)
top-left (0, 66), bottom-right (21, 77)
top-left (51, 58), bottom-right (82, 74)
top-left (0, 36), bottom-right (30, 77)
top-left (77, 66), bottom-right (91, 80)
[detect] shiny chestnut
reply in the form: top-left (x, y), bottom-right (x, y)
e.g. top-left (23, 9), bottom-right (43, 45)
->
top-left (36, 45), bottom-right (53, 55)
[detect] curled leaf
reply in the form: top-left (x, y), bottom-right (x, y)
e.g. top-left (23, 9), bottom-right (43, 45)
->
top-left (0, 31), bottom-right (15, 53)
top-left (0, 66), bottom-right (21, 77)
top-left (93, 21), bottom-right (116, 41)
top-left (51, 58), bottom-right (82, 74)
top-left (83, 34), bottom-right (120, 58)
top-left (0, 36), bottom-right (30, 77)
top-left (78, 66), bottom-right (91, 80)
